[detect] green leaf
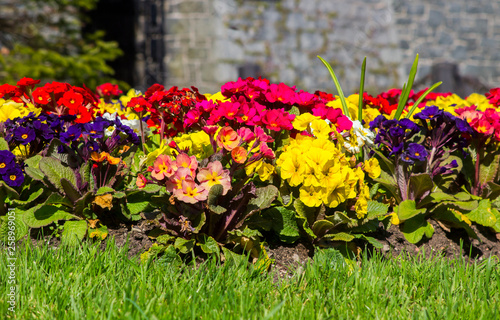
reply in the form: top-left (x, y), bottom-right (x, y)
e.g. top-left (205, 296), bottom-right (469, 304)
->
top-left (23, 204), bottom-right (76, 228)
top-left (0, 208), bottom-right (29, 242)
top-left (44, 193), bottom-right (73, 208)
top-left (479, 152), bottom-right (500, 187)
top-left (96, 186), bottom-right (115, 195)
top-left (401, 214), bottom-right (433, 244)
top-left (397, 199), bottom-right (425, 221)
top-left (353, 234), bottom-right (384, 249)
top-left (74, 192), bottom-right (94, 217)
top-left (318, 55), bottom-right (350, 118)
top-left (327, 232), bottom-right (355, 242)
top-left (141, 183), bottom-right (163, 194)
top-left (221, 246), bottom-right (247, 266)
top-left (394, 54), bottom-right (418, 120)
top-left (39, 157), bottom-right (78, 193)
top-left (174, 238), bottom-right (195, 254)
top-left (405, 81), bottom-right (442, 119)
top-left (61, 178), bottom-right (81, 203)
top-left (490, 208), bottom-right (500, 233)
top-left (312, 220), bottom-right (335, 238)
top-left (358, 57), bottom-right (366, 121)
top-left (197, 235), bottom-right (220, 255)
top-left (156, 234), bottom-right (175, 245)
top-left (293, 199), bottom-right (318, 239)
top-left (61, 220), bottom-right (87, 246)
top-left (454, 192), bottom-right (471, 201)
top-left (0, 137), bottom-right (8, 151)
top-left (372, 149), bottom-right (396, 177)
top-left (408, 173), bottom-right (433, 201)
top-left (207, 184), bottom-right (223, 206)
top-left (261, 206), bottom-right (300, 243)
top-left (24, 167), bottom-right (45, 182)
top-left (248, 185), bottom-right (279, 210)
top-left (366, 200), bottom-right (388, 220)
top-left (431, 205), bottom-right (477, 238)
top-left (486, 182), bottom-right (500, 200)
top-left (466, 199), bottom-right (497, 227)
top-left (11, 185), bottom-right (45, 206)
top-left (24, 155), bottom-right (43, 169)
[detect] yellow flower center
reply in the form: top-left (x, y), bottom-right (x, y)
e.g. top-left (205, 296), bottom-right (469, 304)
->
top-left (22, 134), bottom-right (28, 139)
top-left (0, 163), bottom-right (5, 168)
top-left (10, 175), bottom-right (16, 181)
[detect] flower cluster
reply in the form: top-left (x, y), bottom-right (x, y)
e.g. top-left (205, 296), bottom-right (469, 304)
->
top-left (276, 135), bottom-right (380, 217)
top-left (0, 150), bottom-right (24, 187)
top-left (455, 106), bottom-right (500, 142)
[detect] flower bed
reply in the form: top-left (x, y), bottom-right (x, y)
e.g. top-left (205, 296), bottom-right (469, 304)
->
top-left (1, 70), bottom-right (500, 263)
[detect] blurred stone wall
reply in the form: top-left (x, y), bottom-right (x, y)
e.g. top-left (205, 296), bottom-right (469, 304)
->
top-left (163, 0), bottom-right (500, 94)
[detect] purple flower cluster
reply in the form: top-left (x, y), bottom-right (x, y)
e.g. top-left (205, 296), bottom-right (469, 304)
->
top-left (0, 150), bottom-right (24, 187)
top-left (413, 106), bottom-right (472, 177)
top-left (370, 115), bottom-right (427, 164)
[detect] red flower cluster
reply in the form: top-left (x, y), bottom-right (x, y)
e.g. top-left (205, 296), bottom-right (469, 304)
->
top-left (127, 84), bottom-right (206, 138)
top-left (455, 106), bottom-right (500, 141)
top-left (96, 83), bottom-right (122, 100)
top-left (486, 88), bottom-right (500, 107)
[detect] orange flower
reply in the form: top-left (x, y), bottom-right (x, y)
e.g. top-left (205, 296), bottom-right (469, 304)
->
top-left (106, 154), bottom-right (122, 165)
top-left (91, 151), bottom-right (108, 163)
top-left (231, 146), bottom-right (248, 164)
top-left (136, 174), bottom-right (148, 189)
top-left (216, 126), bottom-right (241, 151)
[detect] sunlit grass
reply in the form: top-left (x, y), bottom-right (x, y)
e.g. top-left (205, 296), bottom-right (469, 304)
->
top-left (1, 240), bottom-right (499, 319)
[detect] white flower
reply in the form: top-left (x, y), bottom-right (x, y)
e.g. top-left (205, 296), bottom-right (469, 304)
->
top-left (101, 112), bottom-right (150, 137)
top-left (351, 120), bottom-right (375, 146)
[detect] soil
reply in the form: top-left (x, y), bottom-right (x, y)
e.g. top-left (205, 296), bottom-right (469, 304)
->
top-left (26, 218), bottom-right (500, 278)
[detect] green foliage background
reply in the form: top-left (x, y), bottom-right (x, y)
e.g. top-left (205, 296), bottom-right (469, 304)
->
top-left (0, 0), bottom-right (126, 89)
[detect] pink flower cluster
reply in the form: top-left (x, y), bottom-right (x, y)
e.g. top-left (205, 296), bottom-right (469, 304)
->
top-left (184, 77), bottom-right (352, 133)
top-left (137, 153), bottom-right (231, 204)
top-left (455, 106), bottom-right (500, 141)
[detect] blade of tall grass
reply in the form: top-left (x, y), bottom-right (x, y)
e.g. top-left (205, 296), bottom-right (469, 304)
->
top-left (318, 56), bottom-right (351, 118)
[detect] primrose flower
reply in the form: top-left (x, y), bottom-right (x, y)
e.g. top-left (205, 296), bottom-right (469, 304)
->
top-left (175, 153), bottom-right (198, 176)
top-left (217, 126), bottom-right (241, 151)
top-left (237, 127), bottom-right (255, 143)
top-left (310, 119), bottom-right (332, 139)
top-left (279, 150), bottom-right (305, 187)
top-left (363, 158), bottom-right (381, 179)
top-left (166, 167), bottom-right (194, 192)
top-left (401, 143), bottom-right (428, 164)
top-left (13, 126), bottom-right (36, 145)
top-left (299, 185), bottom-right (324, 207)
top-left (293, 113), bottom-right (320, 131)
top-left (151, 154), bottom-right (177, 180)
top-left (174, 180), bottom-right (208, 204)
top-left (2, 166), bottom-right (25, 187)
top-left (231, 146), bottom-right (248, 164)
top-left (136, 174), bottom-right (148, 189)
top-left (197, 161), bottom-right (231, 195)
top-left (0, 150), bottom-right (16, 175)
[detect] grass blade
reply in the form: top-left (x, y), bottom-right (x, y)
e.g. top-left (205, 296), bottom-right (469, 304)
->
top-left (358, 57), bottom-right (367, 122)
top-left (405, 81), bottom-right (442, 119)
top-left (318, 55), bottom-right (350, 118)
top-left (393, 54), bottom-right (419, 120)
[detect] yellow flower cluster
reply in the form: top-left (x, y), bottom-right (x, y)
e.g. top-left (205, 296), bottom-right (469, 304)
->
top-left (173, 130), bottom-right (214, 160)
top-left (425, 93), bottom-right (496, 115)
top-left (0, 99), bottom-right (41, 122)
top-left (94, 89), bottom-right (143, 120)
top-left (276, 135), bottom-right (381, 218)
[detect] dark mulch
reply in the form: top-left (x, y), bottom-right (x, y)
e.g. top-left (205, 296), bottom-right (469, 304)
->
top-left (26, 218), bottom-right (500, 278)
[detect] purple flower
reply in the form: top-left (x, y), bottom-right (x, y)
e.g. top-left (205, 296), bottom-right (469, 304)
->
top-left (2, 166), bottom-right (24, 187)
top-left (0, 150), bottom-right (16, 175)
top-left (406, 143), bottom-right (428, 161)
top-left (14, 126), bottom-right (36, 145)
top-left (413, 106), bottom-right (443, 120)
top-left (60, 124), bottom-right (83, 144)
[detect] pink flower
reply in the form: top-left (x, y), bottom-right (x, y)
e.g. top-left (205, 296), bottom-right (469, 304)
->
top-left (254, 126), bottom-right (274, 143)
top-left (231, 146), bottom-right (248, 164)
top-left (136, 174), bottom-right (148, 189)
top-left (174, 180), bottom-right (208, 204)
top-left (175, 153), bottom-right (198, 176)
top-left (184, 108), bottom-right (202, 128)
top-left (166, 167), bottom-right (194, 193)
top-left (150, 155), bottom-right (177, 181)
top-left (259, 142), bottom-right (275, 159)
top-left (295, 90), bottom-right (319, 108)
top-left (334, 115), bottom-right (353, 132)
top-left (202, 125), bottom-right (219, 135)
top-left (197, 161), bottom-right (231, 195)
top-left (264, 83), bottom-right (296, 104)
top-left (237, 127), bottom-right (255, 143)
top-left (221, 78), bottom-right (248, 97)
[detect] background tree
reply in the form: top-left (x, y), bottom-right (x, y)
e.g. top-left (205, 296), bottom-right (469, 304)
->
top-left (0, 0), bottom-right (127, 89)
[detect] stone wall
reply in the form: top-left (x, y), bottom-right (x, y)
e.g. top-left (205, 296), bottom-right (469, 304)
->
top-left (164, 0), bottom-right (500, 94)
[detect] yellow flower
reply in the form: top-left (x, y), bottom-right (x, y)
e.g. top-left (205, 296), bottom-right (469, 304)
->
top-left (299, 185), bottom-right (324, 207)
top-left (310, 119), bottom-right (332, 139)
top-left (466, 93), bottom-right (493, 111)
top-left (363, 158), bottom-right (381, 179)
top-left (355, 184), bottom-right (370, 219)
top-left (323, 183), bottom-right (348, 208)
top-left (205, 92), bottom-right (229, 102)
top-left (327, 96), bottom-right (356, 119)
top-left (293, 113), bottom-right (320, 131)
top-left (280, 151), bottom-right (305, 187)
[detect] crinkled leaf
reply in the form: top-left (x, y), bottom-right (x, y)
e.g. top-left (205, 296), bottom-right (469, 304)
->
top-left (141, 183), bottom-right (163, 194)
top-left (44, 193), bottom-right (73, 208)
top-left (155, 233), bottom-right (175, 245)
top-left (61, 178), bottom-right (81, 203)
top-left (366, 200), bottom-right (388, 220)
top-left (312, 219), bottom-right (335, 238)
top-left (293, 199), bottom-right (318, 239)
top-left (208, 184), bottom-right (223, 206)
top-left (432, 205), bottom-right (477, 239)
top-left (408, 173), bottom-right (433, 201)
top-left (466, 199), bottom-right (497, 227)
top-left (208, 204), bottom-right (227, 215)
top-left (0, 208), bottom-right (29, 242)
top-left (24, 167), bottom-right (45, 182)
top-left (397, 199), bottom-right (425, 221)
top-left (11, 184), bottom-right (44, 206)
top-left (39, 157), bottom-right (78, 193)
top-left (261, 206), bottom-right (300, 243)
top-left (23, 204), bottom-right (76, 228)
top-left (353, 234), bottom-right (384, 249)
top-left (24, 155), bottom-right (42, 168)
top-left (221, 246), bottom-right (247, 266)
top-left (0, 137), bottom-right (8, 150)
top-left (96, 186), bottom-right (115, 195)
top-left (0, 180), bottom-right (20, 200)
top-left (140, 243), bottom-right (166, 263)
top-left (61, 220), bottom-right (87, 246)
top-left (198, 235), bottom-right (220, 255)
top-left (486, 182), bottom-right (500, 200)
top-left (248, 185), bottom-right (278, 210)
top-left (490, 208), bottom-right (500, 233)
top-left (325, 232), bottom-right (355, 242)
top-left (402, 215), bottom-right (433, 244)
top-left (479, 153), bottom-right (500, 186)
top-left (174, 238), bottom-right (195, 254)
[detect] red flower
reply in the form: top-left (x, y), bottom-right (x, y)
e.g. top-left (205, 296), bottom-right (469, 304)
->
top-left (0, 84), bottom-right (19, 99)
top-left (32, 88), bottom-right (51, 105)
top-left (127, 96), bottom-right (151, 113)
top-left (264, 82), bottom-right (296, 104)
top-left (486, 88), bottom-right (500, 107)
top-left (58, 90), bottom-right (84, 110)
top-left (69, 105), bottom-right (92, 123)
top-left (96, 83), bottom-right (122, 98)
top-left (17, 77), bottom-right (40, 89)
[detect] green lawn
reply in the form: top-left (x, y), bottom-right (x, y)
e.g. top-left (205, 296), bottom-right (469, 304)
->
top-left (1, 240), bottom-right (499, 319)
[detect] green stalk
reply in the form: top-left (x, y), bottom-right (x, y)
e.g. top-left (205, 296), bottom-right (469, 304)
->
top-left (318, 56), bottom-right (350, 118)
top-left (393, 54), bottom-right (419, 120)
top-left (405, 81), bottom-right (442, 119)
top-left (358, 57), bottom-right (366, 122)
